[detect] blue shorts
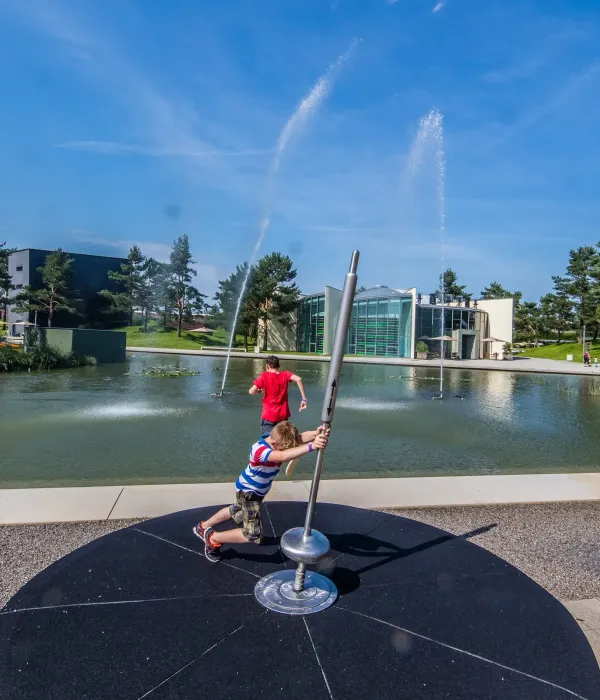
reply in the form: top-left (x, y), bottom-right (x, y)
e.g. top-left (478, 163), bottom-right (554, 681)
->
top-left (261, 419), bottom-right (278, 437)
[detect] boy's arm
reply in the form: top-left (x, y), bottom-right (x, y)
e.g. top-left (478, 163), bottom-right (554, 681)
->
top-left (249, 375), bottom-right (263, 395)
top-left (249, 384), bottom-right (262, 395)
top-left (267, 430), bottom-right (328, 463)
top-left (299, 425), bottom-right (330, 444)
top-left (290, 373), bottom-right (308, 411)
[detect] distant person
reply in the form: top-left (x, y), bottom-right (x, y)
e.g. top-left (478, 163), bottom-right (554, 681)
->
top-left (249, 355), bottom-right (308, 436)
top-left (584, 350), bottom-right (591, 366)
top-left (193, 421), bottom-right (329, 561)
top-left (595, 357), bottom-right (599, 369)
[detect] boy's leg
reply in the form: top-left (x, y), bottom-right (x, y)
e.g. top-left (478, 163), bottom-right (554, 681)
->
top-left (211, 528), bottom-right (249, 545)
top-left (202, 506), bottom-right (233, 529)
top-left (211, 493), bottom-right (263, 546)
top-left (261, 419), bottom-right (277, 437)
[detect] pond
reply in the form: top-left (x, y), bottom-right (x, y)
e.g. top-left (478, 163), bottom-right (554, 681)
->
top-left (1, 353), bottom-right (600, 488)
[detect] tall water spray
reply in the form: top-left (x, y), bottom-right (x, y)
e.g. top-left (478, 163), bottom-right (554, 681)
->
top-left (217, 40), bottom-right (360, 395)
top-left (405, 109), bottom-right (446, 398)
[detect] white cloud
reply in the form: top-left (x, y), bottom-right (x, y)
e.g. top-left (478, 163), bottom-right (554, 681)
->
top-left (70, 232), bottom-right (224, 296)
top-left (432, 1), bottom-right (445, 13)
top-left (479, 58), bottom-right (600, 152)
top-left (55, 140), bottom-right (269, 158)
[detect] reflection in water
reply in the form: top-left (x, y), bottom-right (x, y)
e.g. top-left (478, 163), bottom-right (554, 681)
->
top-left (1, 354), bottom-right (599, 488)
top-left (80, 403), bottom-right (187, 420)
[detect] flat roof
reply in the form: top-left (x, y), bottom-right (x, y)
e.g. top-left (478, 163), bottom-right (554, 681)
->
top-left (11, 248), bottom-right (127, 261)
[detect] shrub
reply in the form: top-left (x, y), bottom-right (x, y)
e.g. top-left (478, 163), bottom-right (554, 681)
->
top-left (0, 344), bottom-right (93, 372)
top-left (0, 346), bottom-right (30, 371)
top-left (416, 340), bottom-right (429, 353)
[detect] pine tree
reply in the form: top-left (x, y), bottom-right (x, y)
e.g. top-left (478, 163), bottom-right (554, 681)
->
top-left (168, 235), bottom-right (206, 337)
top-left (13, 249), bottom-right (78, 328)
top-left (100, 245), bottom-right (157, 332)
top-left (553, 246), bottom-right (600, 340)
top-left (213, 262), bottom-right (257, 349)
top-left (480, 281), bottom-right (521, 301)
top-left (437, 268), bottom-right (468, 300)
top-left (246, 253), bottom-right (300, 351)
top-left (539, 293), bottom-right (575, 343)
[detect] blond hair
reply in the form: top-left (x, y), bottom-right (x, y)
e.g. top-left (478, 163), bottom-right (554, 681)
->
top-left (271, 421), bottom-right (301, 450)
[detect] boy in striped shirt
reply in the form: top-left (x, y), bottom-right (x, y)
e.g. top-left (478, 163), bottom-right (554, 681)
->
top-left (193, 421), bottom-right (329, 562)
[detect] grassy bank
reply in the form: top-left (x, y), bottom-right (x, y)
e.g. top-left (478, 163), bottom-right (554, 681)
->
top-left (115, 325), bottom-right (250, 351)
top-left (523, 342), bottom-right (600, 363)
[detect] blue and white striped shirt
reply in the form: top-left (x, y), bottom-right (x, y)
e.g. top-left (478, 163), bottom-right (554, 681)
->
top-left (236, 438), bottom-right (282, 497)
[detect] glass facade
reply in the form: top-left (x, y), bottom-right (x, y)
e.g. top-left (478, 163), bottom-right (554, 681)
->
top-left (347, 296), bottom-right (413, 357)
top-left (415, 306), bottom-right (488, 358)
top-left (297, 295), bottom-right (325, 353)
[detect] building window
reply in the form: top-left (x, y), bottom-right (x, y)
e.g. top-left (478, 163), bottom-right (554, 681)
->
top-left (296, 295), bottom-right (325, 354)
top-left (16, 266), bottom-right (23, 272)
top-left (346, 295), bottom-right (412, 358)
top-left (15, 284), bottom-right (23, 289)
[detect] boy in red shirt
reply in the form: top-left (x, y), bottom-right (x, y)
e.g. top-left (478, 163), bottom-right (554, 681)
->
top-left (249, 355), bottom-right (307, 436)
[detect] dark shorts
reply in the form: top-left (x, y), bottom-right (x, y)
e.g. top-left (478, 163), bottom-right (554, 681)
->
top-left (229, 490), bottom-right (264, 543)
top-left (261, 419), bottom-right (278, 437)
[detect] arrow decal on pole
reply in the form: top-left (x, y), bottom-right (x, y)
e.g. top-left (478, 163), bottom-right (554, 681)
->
top-left (327, 379), bottom-right (337, 416)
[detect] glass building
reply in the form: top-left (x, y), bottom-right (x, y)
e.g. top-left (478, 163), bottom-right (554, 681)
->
top-left (415, 304), bottom-right (489, 359)
top-left (296, 294), bottom-right (325, 353)
top-left (346, 286), bottom-right (413, 358)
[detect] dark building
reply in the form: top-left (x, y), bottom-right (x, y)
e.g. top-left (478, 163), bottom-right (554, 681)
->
top-left (8, 249), bottom-right (129, 335)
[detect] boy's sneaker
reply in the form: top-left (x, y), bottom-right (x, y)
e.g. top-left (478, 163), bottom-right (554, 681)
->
top-left (205, 531), bottom-right (221, 563)
top-left (192, 522), bottom-right (220, 562)
top-left (192, 521), bottom-right (209, 542)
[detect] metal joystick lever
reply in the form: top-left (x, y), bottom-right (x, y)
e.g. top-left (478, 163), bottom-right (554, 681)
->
top-left (254, 250), bottom-right (359, 615)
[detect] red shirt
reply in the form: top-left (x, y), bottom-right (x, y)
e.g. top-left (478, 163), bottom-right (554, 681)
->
top-left (254, 370), bottom-right (293, 422)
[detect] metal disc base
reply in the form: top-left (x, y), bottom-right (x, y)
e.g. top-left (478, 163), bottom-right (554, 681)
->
top-left (254, 569), bottom-right (337, 615)
top-left (280, 527), bottom-right (330, 564)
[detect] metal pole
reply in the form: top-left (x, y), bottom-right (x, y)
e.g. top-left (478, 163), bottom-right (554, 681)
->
top-left (254, 249), bottom-right (359, 614)
top-left (583, 325), bottom-right (586, 363)
top-left (302, 250), bottom-right (358, 537)
top-left (293, 250), bottom-right (359, 592)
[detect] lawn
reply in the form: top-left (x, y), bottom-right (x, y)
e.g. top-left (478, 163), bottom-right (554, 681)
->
top-left (522, 341), bottom-right (600, 364)
top-left (114, 325), bottom-right (250, 351)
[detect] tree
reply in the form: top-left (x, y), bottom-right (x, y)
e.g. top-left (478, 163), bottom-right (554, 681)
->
top-left (514, 301), bottom-right (542, 344)
top-left (356, 285), bottom-right (367, 295)
top-left (0, 242), bottom-right (16, 325)
top-left (246, 253), bottom-right (300, 351)
top-left (213, 262), bottom-right (257, 349)
top-left (480, 281), bottom-right (520, 301)
top-left (13, 249), bottom-right (78, 328)
top-left (150, 261), bottom-right (175, 329)
top-left (168, 234), bottom-right (206, 337)
top-left (552, 246), bottom-right (600, 340)
top-left (539, 293), bottom-right (575, 343)
top-left (100, 245), bottom-right (157, 332)
top-left (438, 268), bottom-right (468, 299)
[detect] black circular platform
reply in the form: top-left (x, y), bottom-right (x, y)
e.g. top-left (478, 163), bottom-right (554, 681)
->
top-left (1, 503), bottom-right (598, 700)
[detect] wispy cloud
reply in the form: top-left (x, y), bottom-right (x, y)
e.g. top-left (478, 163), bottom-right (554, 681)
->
top-left (71, 231), bottom-right (224, 294)
top-left (432, 1), bottom-right (445, 13)
top-left (479, 58), bottom-right (600, 152)
top-left (54, 140), bottom-right (269, 158)
top-left (4, 1), bottom-right (267, 204)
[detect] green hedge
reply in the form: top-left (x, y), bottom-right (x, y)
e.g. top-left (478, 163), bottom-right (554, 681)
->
top-left (0, 345), bottom-right (94, 372)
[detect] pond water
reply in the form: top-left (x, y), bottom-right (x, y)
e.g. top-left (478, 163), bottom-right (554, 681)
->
top-left (1, 353), bottom-right (600, 488)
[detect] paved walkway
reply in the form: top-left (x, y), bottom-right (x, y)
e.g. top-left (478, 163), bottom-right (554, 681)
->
top-left (3, 473), bottom-right (600, 524)
top-left (127, 346), bottom-right (597, 376)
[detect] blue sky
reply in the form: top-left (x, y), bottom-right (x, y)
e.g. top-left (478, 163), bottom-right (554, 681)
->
top-left (0, 0), bottom-right (599, 300)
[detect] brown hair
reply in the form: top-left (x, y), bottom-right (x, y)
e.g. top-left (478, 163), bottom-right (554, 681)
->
top-left (270, 421), bottom-right (301, 450)
top-left (266, 355), bottom-right (280, 369)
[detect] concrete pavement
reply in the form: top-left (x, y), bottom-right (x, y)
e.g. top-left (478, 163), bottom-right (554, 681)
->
top-left (127, 346), bottom-right (598, 376)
